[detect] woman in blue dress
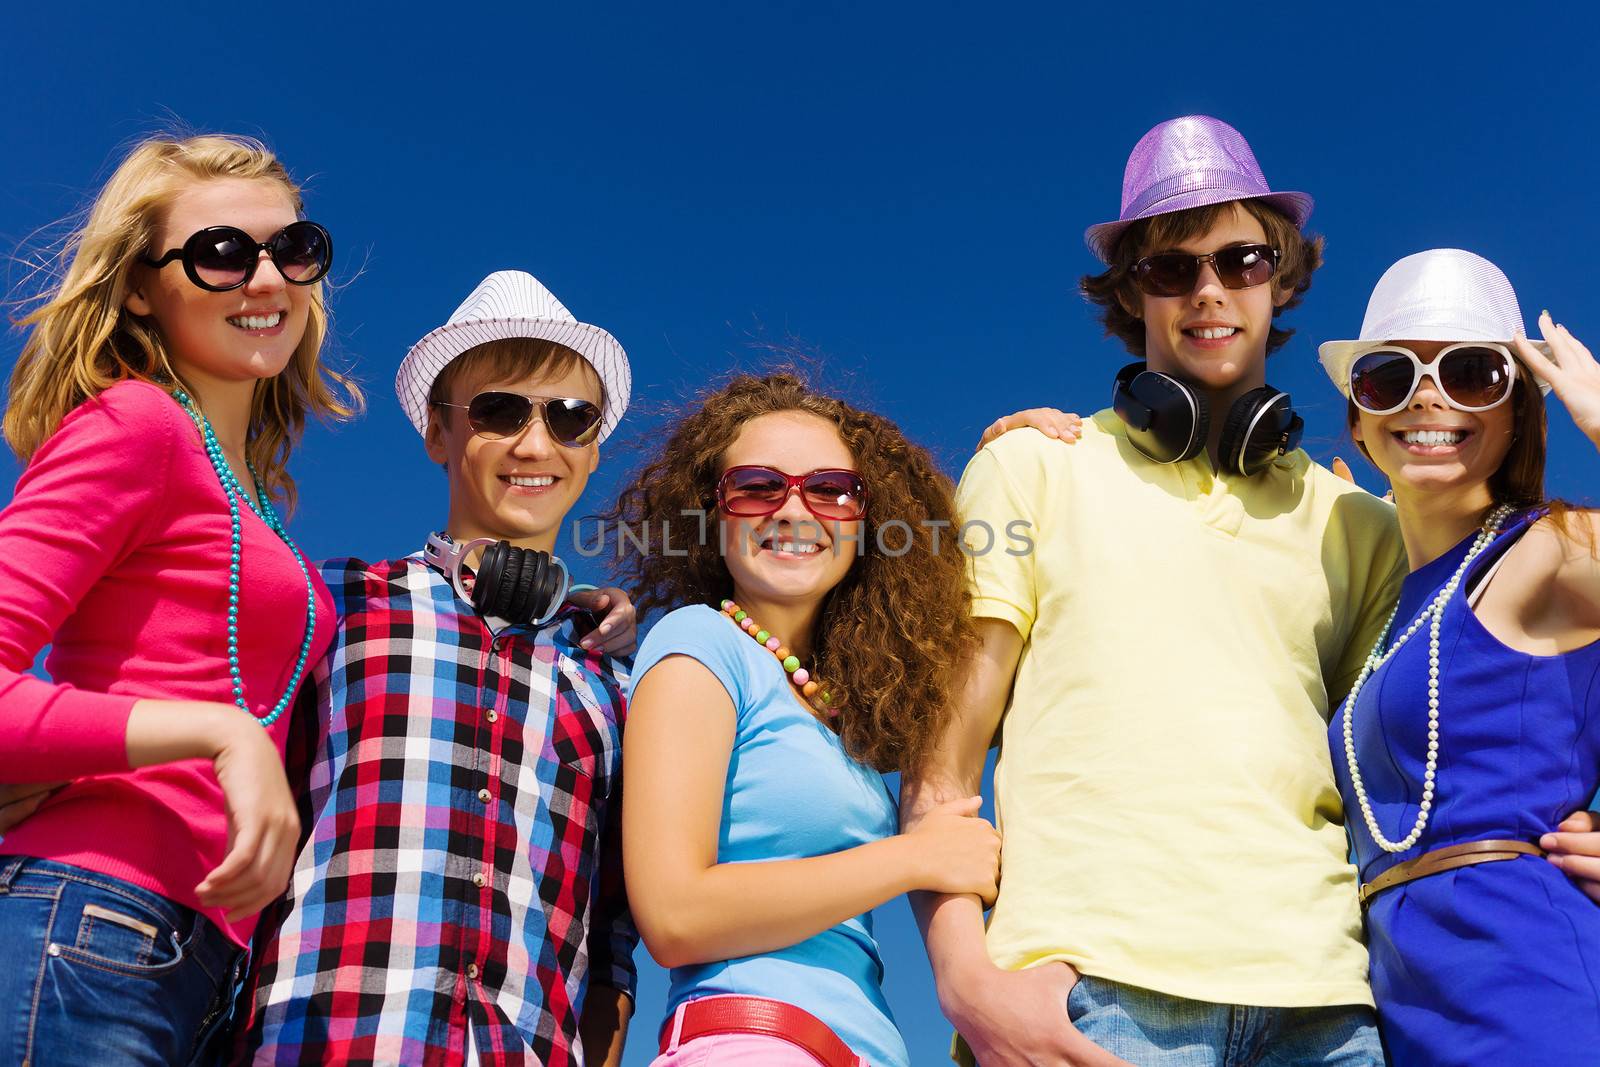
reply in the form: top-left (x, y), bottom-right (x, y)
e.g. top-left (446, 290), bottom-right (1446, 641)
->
top-left (611, 372), bottom-right (998, 1066)
top-left (1321, 249), bottom-right (1600, 1065)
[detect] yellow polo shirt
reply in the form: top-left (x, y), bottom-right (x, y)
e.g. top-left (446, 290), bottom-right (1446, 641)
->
top-left (957, 410), bottom-right (1405, 1008)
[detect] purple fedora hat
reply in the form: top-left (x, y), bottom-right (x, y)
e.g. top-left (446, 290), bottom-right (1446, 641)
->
top-left (1084, 115), bottom-right (1314, 263)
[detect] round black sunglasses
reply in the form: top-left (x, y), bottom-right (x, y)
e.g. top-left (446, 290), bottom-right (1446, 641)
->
top-left (140, 221), bottom-right (333, 292)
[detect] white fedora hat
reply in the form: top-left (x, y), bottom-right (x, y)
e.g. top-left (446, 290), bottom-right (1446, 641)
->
top-left (1319, 249), bottom-right (1551, 399)
top-left (395, 270), bottom-right (632, 442)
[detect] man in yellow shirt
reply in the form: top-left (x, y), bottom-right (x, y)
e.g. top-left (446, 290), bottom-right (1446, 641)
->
top-left (904, 116), bottom-right (1404, 1066)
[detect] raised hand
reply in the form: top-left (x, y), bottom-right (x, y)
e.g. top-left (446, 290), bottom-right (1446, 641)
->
top-left (1513, 312), bottom-right (1600, 448)
top-left (978, 409), bottom-right (1084, 451)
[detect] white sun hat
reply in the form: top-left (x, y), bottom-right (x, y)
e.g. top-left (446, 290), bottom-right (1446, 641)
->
top-left (395, 269), bottom-right (632, 442)
top-left (1319, 248), bottom-right (1551, 399)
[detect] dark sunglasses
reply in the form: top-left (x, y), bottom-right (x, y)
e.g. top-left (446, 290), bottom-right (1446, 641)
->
top-left (716, 465), bottom-right (868, 522)
top-left (1348, 343), bottom-right (1517, 416)
top-left (140, 221), bottom-right (333, 292)
top-left (434, 390), bottom-right (603, 446)
top-left (1132, 243), bottom-right (1279, 297)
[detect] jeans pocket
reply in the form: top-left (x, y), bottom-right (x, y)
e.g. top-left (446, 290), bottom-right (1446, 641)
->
top-left (1066, 974), bottom-right (1095, 1023)
top-left (1, 865), bottom-right (220, 1067)
top-left (53, 880), bottom-right (187, 975)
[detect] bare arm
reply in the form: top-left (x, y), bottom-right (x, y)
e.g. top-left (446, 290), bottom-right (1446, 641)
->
top-left (579, 986), bottom-right (631, 1067)
top-left (1509, 320), bottom-right (1600, 899)
top-left (623, 654), bottom-right (998, 969)
top-left (1514, 318), bottom-right (1600, 626)
top-left (903, 618), bottom-right (1020, 999)
top-left (903, 618), bottom-right (1130, 1067)
top-left (124, 699), bottom-right (302, 920)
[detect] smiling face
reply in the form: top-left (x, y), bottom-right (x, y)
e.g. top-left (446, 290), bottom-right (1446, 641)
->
top-left (1353, 339), bottom-right (1518, 501)
top-left (718, 410), bottom-right (861, 609)
top-left (1138, 202), bottom-right (1291, 392)
top-left (123, 177), bottom-right (311, 393)
top-left (425, 355), bottom-right (603, 553)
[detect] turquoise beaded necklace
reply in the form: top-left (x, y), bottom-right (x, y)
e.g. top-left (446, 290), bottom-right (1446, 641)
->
top-left (173, 389), bottom-right (316, 727)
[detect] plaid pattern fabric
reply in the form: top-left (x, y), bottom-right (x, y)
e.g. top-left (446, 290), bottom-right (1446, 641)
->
top-left (242, 551), bottom-right (636, 1066)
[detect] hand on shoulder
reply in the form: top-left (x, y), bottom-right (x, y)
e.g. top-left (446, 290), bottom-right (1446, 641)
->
top-left (976, 409), bottom-right (1084, 452)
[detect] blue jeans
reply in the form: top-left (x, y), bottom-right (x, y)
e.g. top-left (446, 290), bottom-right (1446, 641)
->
top-left (1068, 975), bottom-right (1387, 1066)
top-left (0, 857), bottom-right (246, 1067)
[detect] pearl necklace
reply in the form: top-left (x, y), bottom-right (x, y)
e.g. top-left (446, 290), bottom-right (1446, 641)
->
top-left (1341, 504), bottom-right (1515, 853)
top-left (719, 600), bottom-right (834, 713)
top-left (174, 390), bottom-right (317, 727)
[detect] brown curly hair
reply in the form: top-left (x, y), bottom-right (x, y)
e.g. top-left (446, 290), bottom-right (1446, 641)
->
top-left (607, 371), bottom-right (976, 775)
top-left (1080, 198), bottom-right (1324, 358)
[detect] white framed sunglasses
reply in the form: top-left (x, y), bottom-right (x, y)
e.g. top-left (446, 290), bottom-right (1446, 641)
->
top-left (1347, 342), bottom-right (1518, 416)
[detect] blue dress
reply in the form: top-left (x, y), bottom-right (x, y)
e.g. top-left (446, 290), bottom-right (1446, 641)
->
top-left (1330, 509), bottom-right (1600, 1066)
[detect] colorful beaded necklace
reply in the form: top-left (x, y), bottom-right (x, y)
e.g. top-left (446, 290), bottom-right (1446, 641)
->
top-left (719, 599), bottom-right (834, 714)
top-left (174, 389), bottom-right (316, 727)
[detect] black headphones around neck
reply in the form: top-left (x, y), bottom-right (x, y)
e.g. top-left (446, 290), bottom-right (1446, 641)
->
top-left (1112, 362), bottom-right (1304, 477)
top-left (424, 533), bottom-right (571, 626)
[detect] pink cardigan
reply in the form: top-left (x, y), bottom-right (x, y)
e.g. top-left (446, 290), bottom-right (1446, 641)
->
top-left (0, 379), bottom-right (335, 946)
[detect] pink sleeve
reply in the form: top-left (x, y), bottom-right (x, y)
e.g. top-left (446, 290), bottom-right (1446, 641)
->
top-left (0, 382), bottom-right (178, 779)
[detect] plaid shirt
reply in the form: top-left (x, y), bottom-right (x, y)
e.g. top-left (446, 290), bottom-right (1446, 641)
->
top-left (242, 549), bottom-right (637, 1066)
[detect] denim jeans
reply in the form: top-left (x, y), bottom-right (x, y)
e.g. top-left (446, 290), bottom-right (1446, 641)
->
top-left (1067, 975), bottom-right (1387, 1067)
top-left (0, 857), bottom-right (246, 1067)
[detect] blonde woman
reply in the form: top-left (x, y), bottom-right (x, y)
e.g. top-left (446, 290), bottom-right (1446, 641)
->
top-left (0, 133), bottom-right (357, 1065)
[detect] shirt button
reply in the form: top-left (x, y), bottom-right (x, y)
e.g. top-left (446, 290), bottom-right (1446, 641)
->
top-left (472, 871), bottom-right (487, 888)
top-left (466, 963), bottom-right (480, 979)
top-left (477, 788), bottom-right (491, 804)
top-left (486, 709), bottom-right (499, 723)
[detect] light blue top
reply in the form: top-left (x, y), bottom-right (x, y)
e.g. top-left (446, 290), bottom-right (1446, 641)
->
top-left (630, 604), bottom-right (909, 1067)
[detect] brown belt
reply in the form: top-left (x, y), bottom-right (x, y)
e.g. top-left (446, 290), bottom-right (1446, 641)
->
top-left (1359, 838), bottom-right (1545, 906)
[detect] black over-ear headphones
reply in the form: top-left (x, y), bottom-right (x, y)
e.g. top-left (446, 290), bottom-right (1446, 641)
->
top-left (425, 533), bottom-right (571, 626)
top-left (1112, 362), bottom-right (1304, 477)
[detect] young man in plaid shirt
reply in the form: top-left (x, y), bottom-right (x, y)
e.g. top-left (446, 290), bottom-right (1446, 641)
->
top-left (242, 270), bottom-right (640, 1066)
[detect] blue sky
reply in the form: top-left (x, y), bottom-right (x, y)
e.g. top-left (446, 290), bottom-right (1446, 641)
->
top-left (5, 4), bottom-right (1600, 1064)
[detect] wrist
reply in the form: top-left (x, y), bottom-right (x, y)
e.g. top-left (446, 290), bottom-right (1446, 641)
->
top-left (886, 832), bottom-right (929, 895)
top-left (126, 699), bottom-right (236, 767)
top-left (207, 703), bottom-right (257, 756)
top-left (939, 954), bottom-right (1003, 1027)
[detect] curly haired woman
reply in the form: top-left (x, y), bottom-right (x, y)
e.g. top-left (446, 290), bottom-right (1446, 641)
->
top-left (611, 372), bottom-right (996, 1067)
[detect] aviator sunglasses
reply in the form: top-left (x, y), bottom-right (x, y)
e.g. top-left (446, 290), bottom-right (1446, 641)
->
top-left (1132, 243), bottom-right (1279, 298)
top-left (140, 221), bottom-right (333, 292)
top-left (434, 391), bottom-right (604, 447)
top-left (716, 466), bottom-right (869, 522)
top-left (1347, 343), bottom-right (1518, 416)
